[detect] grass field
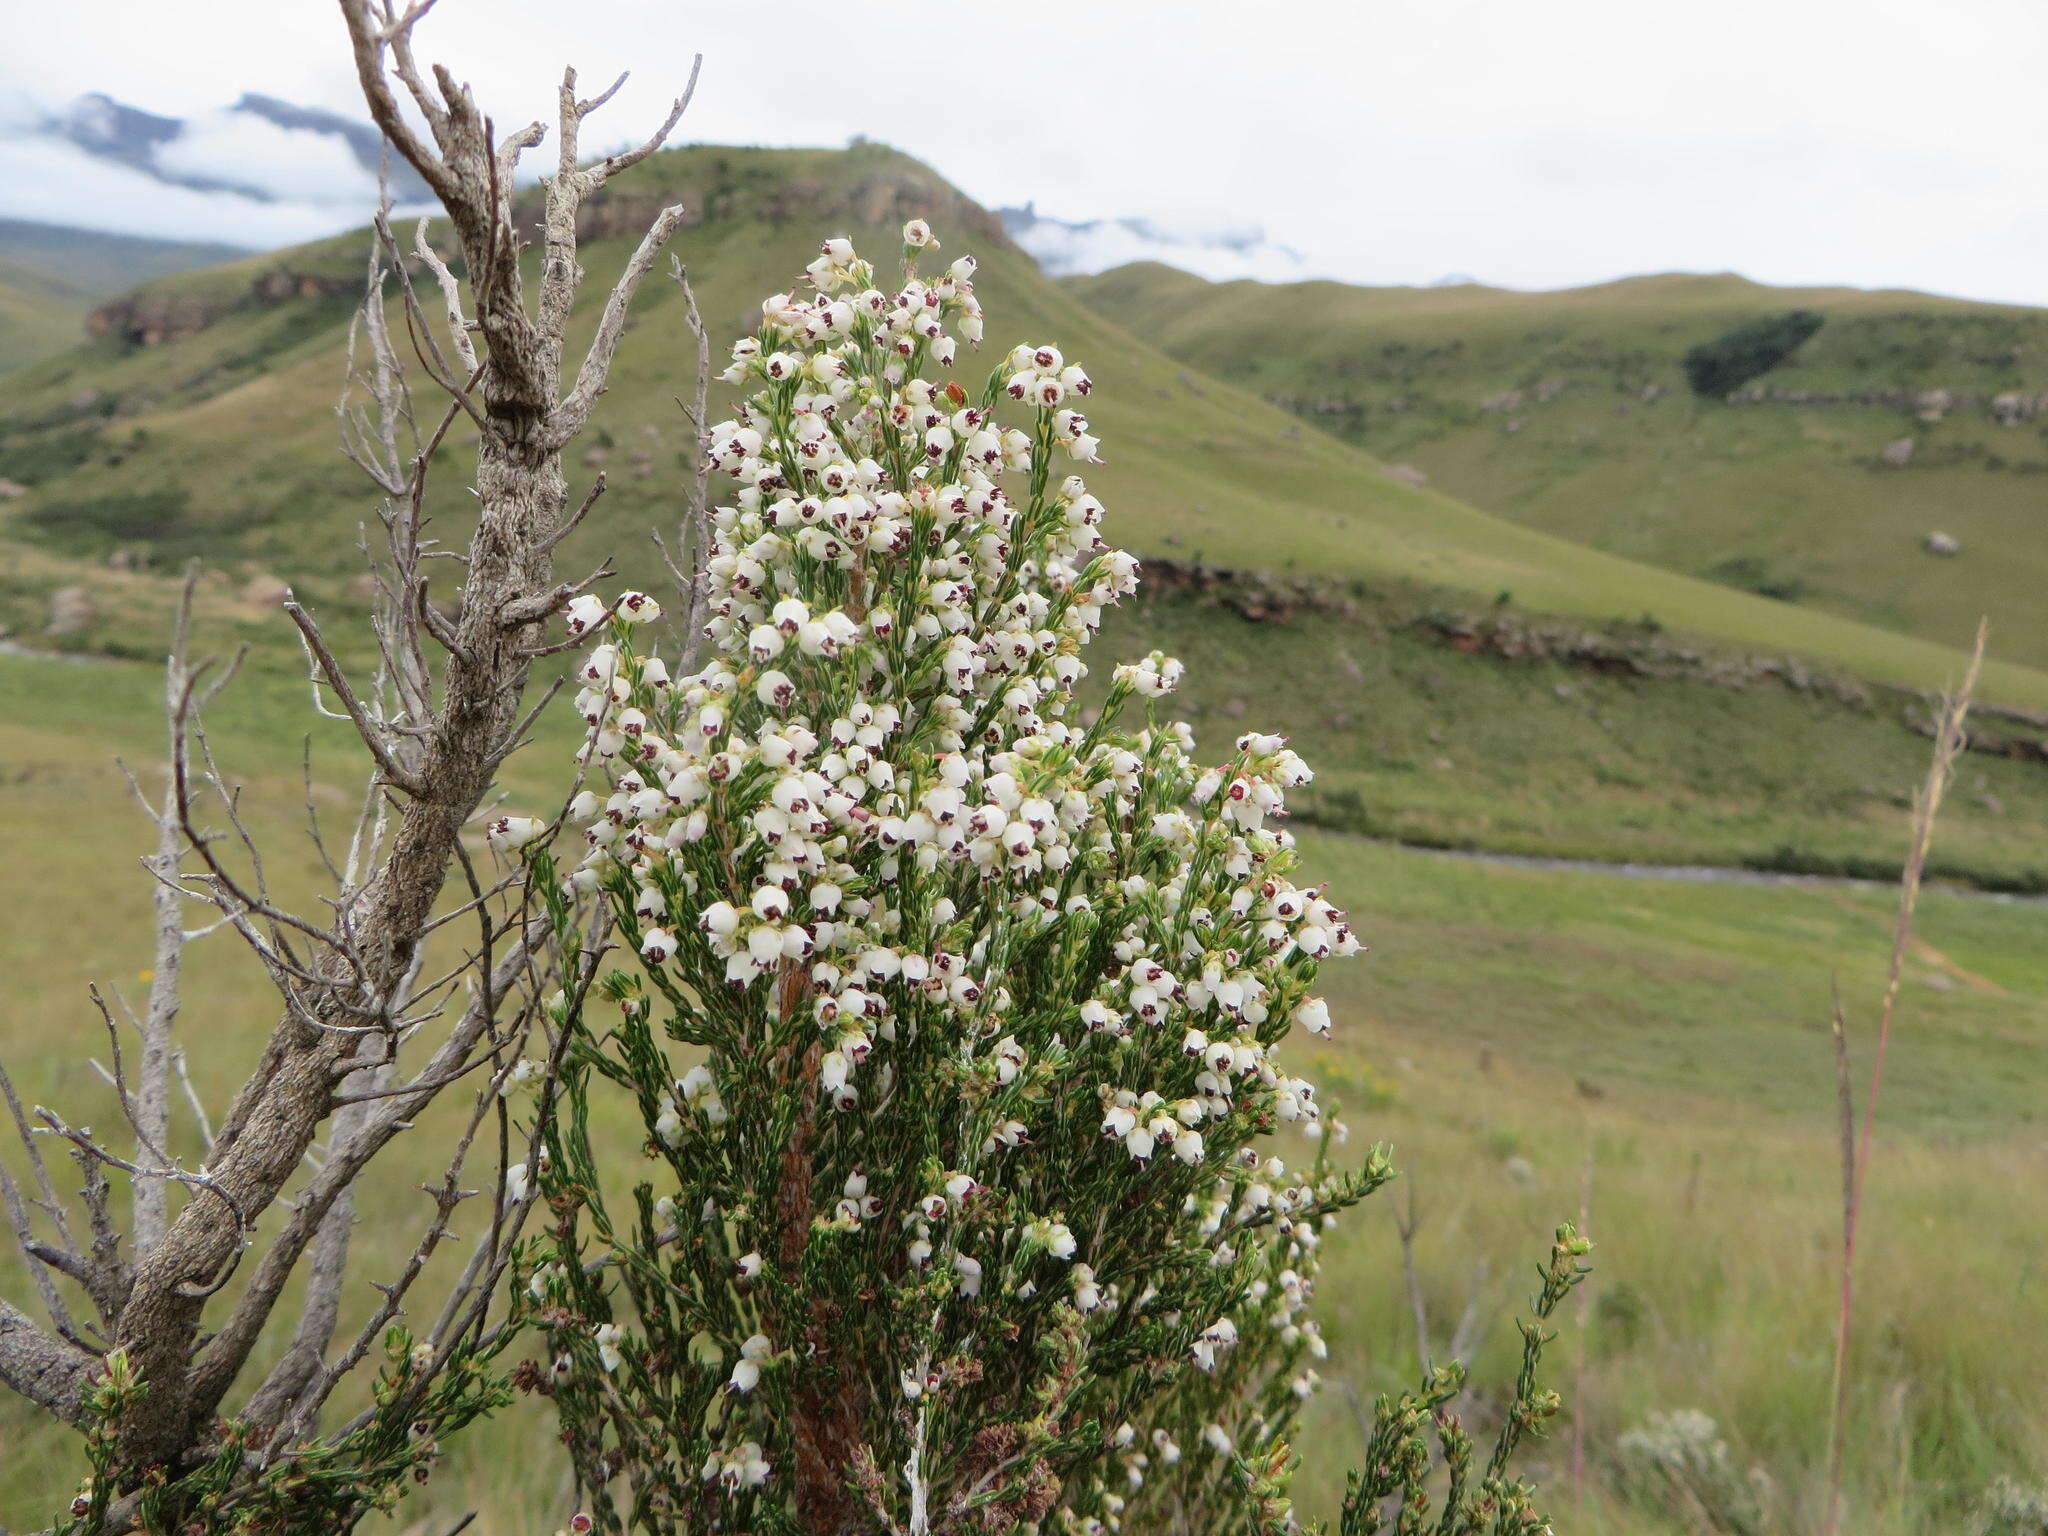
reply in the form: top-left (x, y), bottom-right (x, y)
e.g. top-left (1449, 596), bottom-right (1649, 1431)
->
top-left (1066, 262), bottom-right (2048, 674)
top-left (1, 635), bottom-right (2044, 1531)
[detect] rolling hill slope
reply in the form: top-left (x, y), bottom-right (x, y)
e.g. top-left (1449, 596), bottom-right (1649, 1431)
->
top-left (0, 258), bottom-right (95, 376)
top-left (1065, 262), bottom-right (2048, 670)
top-left (0, 219), bottom-right (250, 372)
top-left (0, 145), bottom-right (2040, 708)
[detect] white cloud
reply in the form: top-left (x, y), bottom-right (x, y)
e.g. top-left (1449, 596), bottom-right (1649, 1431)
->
top-left (0, 135), bottom-right (368, 248)
top-left (154, 109), bottom-right (381, 206)
top-left (0, 0), bottom-right (2044, 302)
top-left (1005, 213), bottom-right (1312, 284)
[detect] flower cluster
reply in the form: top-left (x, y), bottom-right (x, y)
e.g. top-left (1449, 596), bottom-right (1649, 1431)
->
top-left (515, 224), bottom-right (1383, 1536)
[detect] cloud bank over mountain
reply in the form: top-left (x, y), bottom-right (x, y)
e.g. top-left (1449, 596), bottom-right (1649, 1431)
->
top-left (0, 88), bottom-right (1344, 290)
top-left (0, 91), bottom-right (425, 250)
top-left (998, 204), bottom-right (1313, 283)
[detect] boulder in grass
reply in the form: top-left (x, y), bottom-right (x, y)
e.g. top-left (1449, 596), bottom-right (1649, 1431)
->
top-left (47, 585), bottom-right (95, 635)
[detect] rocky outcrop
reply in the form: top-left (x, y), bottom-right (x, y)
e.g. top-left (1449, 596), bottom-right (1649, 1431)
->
top-left (88, 266), bottom-right (354, 348)
top-left (1416, 610), bottom-right (1872, 707)
top-left (545, 161), bottom-right (1011, 251)
top-left (248, 270), bottom-right (355, 304)
top-left (1728, 383), bottom-right (2048, 423)
top-left (46, 585), bottom-right (95, 636)
top-left (88, 291), bottom-right (231, 348)
top-left (1135, 558), bottom-right (1356, 624)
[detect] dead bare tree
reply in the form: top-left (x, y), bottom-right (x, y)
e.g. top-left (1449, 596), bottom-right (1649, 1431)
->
top-left (656, 258), bottom-right (716, 670)
top-left (0, 2), bottom-right (702, 1521)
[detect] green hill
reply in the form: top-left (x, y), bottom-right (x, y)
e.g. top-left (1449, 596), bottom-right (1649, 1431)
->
top-left (0, 219), bottom-right (249, 297)
top-left (1065, 262), bottom-right (2048, 670)
top-left (0, 259), bottom-right (95, 376)
top-left (2, 147), bottom-right (2041, 706)
top-left (0, 220), bottom-right (250, 373)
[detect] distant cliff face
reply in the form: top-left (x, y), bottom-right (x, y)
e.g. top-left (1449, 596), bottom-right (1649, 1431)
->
top-left (87, 268), bottom-right (356, 347)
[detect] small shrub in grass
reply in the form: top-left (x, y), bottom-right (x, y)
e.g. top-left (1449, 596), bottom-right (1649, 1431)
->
top-left (1614, 1409), bottom-right (1768, 1536)
top-left (1982, 1476), bottom-right (2048, 1536)
top-left (1592, 1280), bottom-right (1647, 1354)
top-left (509, 225), bottom-right (1585, 1535)
top-left (1682, 310), bottom-right (1825, 400)
top-left (1704, 554), bottom-right (1806, 604)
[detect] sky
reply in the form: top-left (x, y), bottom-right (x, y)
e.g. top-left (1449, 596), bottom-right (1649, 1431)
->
top-left (5, 0), bottom-right (2048, 302)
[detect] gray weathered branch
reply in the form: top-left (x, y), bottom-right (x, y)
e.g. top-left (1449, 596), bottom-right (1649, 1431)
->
top-left (0, 2), bottom-right (709, 1499)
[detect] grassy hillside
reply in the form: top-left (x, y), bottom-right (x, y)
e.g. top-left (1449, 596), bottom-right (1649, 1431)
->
top-left (0, 219), bottom-right (249, 373)
top-left (1114, 574), bottom-right (2048, 891)
top-left (1, 647), bottom-right (2042, 1531)
top-left (1, 145), bottom-right (2041, 707)
top-left (1066, 262), bottom-right (2048, 671)
top-left (0, 258), bottom-right (97, 375)
top-left (0, 219), bottom-right (250, 296)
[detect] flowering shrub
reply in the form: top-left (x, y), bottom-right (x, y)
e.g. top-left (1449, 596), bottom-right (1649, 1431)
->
top-left (510, 224), bottom-right (1582, 1535)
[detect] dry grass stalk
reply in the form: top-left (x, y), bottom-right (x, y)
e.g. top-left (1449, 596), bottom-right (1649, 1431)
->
top-left (1821, 620), bottom-right (1984, 1536)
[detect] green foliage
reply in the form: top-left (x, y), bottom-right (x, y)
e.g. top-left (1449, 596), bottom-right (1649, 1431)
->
top-left (1703, 554), bottom-right (1806, 604)
top-left (4, 642), bottom-right (2045, 1528)
top-left (1681, 310), bottom-right (1826, 400)
top-left (1336, 1225), bottom-right (1590, 1536)
top-left (55, 1329), bottom-right (513, 1535)
top-left (1063, 263), bottom-right (2048, 679)
top-left (0, 425), bottom-right (106, 486)
top-left (21, 490), bottom-right (195, 549)
top-left (17, 489), bottom-right (276, 561)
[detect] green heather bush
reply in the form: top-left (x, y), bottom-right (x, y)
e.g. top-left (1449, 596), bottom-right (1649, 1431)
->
top-left (500, 225), bottom-right (1587, 1535)
top-left (1681, 309), bottom-right (1825, 399)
